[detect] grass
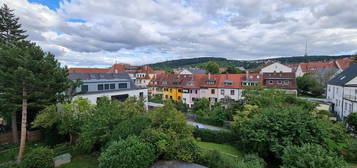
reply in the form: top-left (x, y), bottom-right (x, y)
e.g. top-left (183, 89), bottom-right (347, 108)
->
top-left (196, 141), bottom-right (241, 157)
top-left (0, 148), bottom-right (17, 164)
top-left (58, 155), bottom-right (98, 168)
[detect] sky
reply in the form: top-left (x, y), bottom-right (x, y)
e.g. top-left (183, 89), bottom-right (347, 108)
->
top-left (2, 0), bottom-right (357, 67)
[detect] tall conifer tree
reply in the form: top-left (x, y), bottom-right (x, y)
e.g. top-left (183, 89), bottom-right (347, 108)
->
top-left (0, 4), bottom-right (28, 144)
top-left (0, 4), bottom-right (72, 162)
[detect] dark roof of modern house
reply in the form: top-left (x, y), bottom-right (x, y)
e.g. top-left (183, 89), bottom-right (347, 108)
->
top-left (68, 73), bottom-right (132, 80)
top-left (328, 63), bottom-right (357, 86)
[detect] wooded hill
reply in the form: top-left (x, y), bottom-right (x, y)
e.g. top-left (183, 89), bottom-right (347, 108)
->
top-left (147, 55), bottom-right (353, 70)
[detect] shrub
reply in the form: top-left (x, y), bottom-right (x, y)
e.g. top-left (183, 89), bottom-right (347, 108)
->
top-left (111, 115), bottom-right (151, 141)
top-left (164, 137), bottom-right (202, 162)
top-left (140, 128), bottom-right (201, 162)
top-left (232, 106), bottom-right (349, 161)
top-left (198, 150), bottom-right (265, 168)
top-left (20, 147), bottom-right (54, 168)
top-left (281, 144), bottom-right (347, 168)
top-left (98, 136), bottom-right (157, 168)
top-left (347, 113), bottom-right (357, 134)
top-left (342, 138), bottom-right (357, 162)
top-left (193, 128), bottom-right (236, 144)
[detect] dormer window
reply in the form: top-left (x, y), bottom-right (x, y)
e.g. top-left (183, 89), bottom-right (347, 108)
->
top-left (308, 67), bottom-right (317, 70)
top-left (162, 81), bottom-right (168, 85)
top-left (187, 81), bottom-right (195, 86)
top-left (173, 81), bottom-right (180, 85)
top-left (206, 80), bottom-right (216, 85)
top-left (224, 80), bottom-right (233, 86)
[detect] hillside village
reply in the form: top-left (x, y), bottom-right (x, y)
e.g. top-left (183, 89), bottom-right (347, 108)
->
top-left (1, 2), bottom-right (357, 168)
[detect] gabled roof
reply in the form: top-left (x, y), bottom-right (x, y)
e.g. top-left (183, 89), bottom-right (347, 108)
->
top-left (328, 63), bottom-right (357, 86)
top-left (286, 58), bottom-right (353, 73)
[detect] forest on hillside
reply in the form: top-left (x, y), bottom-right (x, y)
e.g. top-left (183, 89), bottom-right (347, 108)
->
top-left (147, 55), bottom-right (353, 70)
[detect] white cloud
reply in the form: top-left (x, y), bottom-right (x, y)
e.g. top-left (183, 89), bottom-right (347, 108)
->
top-left (1, 0), bottom-right (357, 66)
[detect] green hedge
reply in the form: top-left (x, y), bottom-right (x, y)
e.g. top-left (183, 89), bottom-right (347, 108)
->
top-left (196, 116), bottom-right (223, 127)
top-left (193, 128), bottom-right (236, 144)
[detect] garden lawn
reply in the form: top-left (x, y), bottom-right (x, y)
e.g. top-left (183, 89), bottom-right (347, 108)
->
top-left (58, 155), bottom-right (98, 168)
top-left (196, 141), bottom-right (241, 157)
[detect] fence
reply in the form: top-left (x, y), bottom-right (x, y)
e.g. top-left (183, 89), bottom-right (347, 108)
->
top-left (0, 130), bottom-right (41, 145)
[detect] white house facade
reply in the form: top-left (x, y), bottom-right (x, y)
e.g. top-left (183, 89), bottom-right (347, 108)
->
top-left (327, 64), bottom-right (357, 120)
top-left (260, 62), bottom-right (292, 74)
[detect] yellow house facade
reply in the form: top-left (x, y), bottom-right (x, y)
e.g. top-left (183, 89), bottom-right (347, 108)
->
top-left (163, 87), bottom-right (183, 102)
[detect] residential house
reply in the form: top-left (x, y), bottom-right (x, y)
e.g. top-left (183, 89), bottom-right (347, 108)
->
top-left (216, 74), bottom-right (245, 102)
top-left (69, 64), bottom-right (158, 88)
top-left (181, 74), bottom-right (205, 108)
top-left (199, 74), bottom-right (221, 104)
top-left (327, 63), bottom-right (357, 120)
top-left (263, 72), bottom-right (297, 94)
top-left (287, 58), bottom-right (353, 77)
top-left (68, 73), bottom-right (147, 104)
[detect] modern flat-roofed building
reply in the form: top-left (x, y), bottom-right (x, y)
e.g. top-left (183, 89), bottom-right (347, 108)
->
top-left (68, 73), bottom-right (148, 104)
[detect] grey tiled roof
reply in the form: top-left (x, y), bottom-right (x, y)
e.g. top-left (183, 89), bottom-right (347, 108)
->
top-left (68, 73), bottom-right (131, 80)
top-left (328, 63), bottom-right (357, 86)
top-left (187, 69), bottom-right (206, 74)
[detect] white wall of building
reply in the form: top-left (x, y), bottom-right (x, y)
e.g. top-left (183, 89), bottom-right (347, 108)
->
top-left (261, 62), bottom-right (292, 73)
top-left (295, 66), bottom-right (304, 77)
top-left (74, 88), bottom-right (148, 104)
top-left (217, 88), bottom-right (243, 101)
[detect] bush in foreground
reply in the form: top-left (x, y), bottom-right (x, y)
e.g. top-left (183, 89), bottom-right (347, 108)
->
top-left (281, 143), bottom-right (347, 168)
top-left (199, 150), bottom-right (265, 168)
top-left (98, 136), bottom-right (156, 168)
top-left (20, 147), bottom-right (54, 168)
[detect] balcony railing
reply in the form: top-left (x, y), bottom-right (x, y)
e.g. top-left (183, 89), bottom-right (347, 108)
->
top-left (343, 95), bottom-right (357, 102)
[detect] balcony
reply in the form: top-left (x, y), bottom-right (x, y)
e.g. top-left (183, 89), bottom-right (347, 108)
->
top-left (343, 95), bottom-right (357, 102)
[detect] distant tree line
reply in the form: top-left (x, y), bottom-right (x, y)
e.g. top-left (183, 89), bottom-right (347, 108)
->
top-left (148, 55), bottom-right (353, 70)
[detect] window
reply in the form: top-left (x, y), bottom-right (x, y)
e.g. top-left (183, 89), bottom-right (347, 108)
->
top-left (110, 83), bottom-right (115, 89)
top-left (162, 81), bottom-right (168, 85)
top-left (345, 102), bottom-right (347, 110)
top-left (221, 89), bottom-right (225, 95)
top-left (283, 81), bottom-right (289, 85)
top-left (277, 80), bottom-right (282, 84)
top-left (224, 81), bottom-right (233, 86)
top-left (170, 96), bottom-right (173, 99)
top-left (211, 89), bottom-right (215, 94)
top-left (178, 89), bottom-right (182, 93)
top-left (81, 85), bottom-right (88, 92)
top-left (119, 83), bottom-right (128, 89)
top-left (206, 80), bottom-right (216, 85)
top-left (105, 84), bottom-right (110, 90)
top-left (98, 84), bottom-right (104, 91)
top-left (230, 90), bottom-right (235, 95)
top-left (195, 90), bottom-right (198, 94)
top-left (187, 82), bottom-right (195, 86)
top-left (139, 92), bottom-right (143, 97)
top-left (178, 96), bottom-right (181, 100)
top-left (165, 95), bottom-right (168, 99)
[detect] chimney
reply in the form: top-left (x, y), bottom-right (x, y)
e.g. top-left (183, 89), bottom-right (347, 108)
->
top-left (208, 73), bottom-right (211, 80)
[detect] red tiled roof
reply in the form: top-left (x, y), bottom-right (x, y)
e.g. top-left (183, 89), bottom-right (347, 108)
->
top-left (68, 68), bottom-right (109, 74)
top-left (286, 58), bottom-right (353, 73)
top-left (69, 64), bottom-right (155, 75)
